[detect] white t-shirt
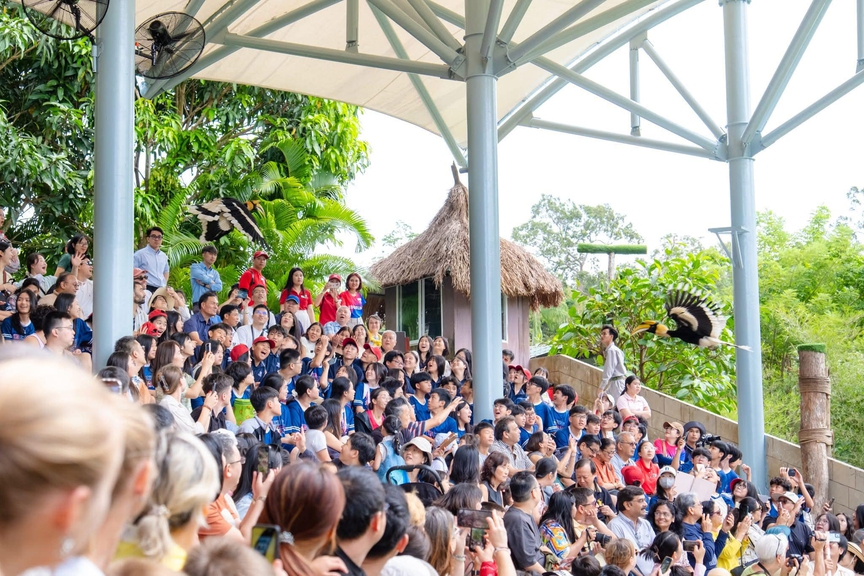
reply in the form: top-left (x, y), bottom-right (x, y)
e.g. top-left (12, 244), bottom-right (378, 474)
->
top-left (306, 429), bottom-right (327, 454)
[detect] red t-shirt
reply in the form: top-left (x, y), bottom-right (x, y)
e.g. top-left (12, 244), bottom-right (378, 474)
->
top-left (279, 287), bottom-right (312, 310)
top-left (339, 290), bottom-right (365, 319)
top-left (318, 292), bottom-right (339, 325)
top-left (635, 459), bottom-right (660, 496)
top-left (238, 269), bottom-right (266, 307)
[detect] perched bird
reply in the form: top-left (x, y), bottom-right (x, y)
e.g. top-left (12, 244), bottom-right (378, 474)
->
top-left (632, 287), bottom-right (748, 349)
top-left (188, 198), bottom-right (268, 247)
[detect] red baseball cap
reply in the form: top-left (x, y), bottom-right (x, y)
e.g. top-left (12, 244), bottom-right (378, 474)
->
top-left (342, 337), bottom-right (358, 349)
top-left (253, 251), bottom-right (269, 259)
top-left (328, 273), bottom-right (342, 283)
top-left (148, 310), bottom-right (167, 321)
top-left (622, 465), bottom-right (645, 486)
top-left (363, 343), bottom-right (382, 361)
top-left (133, 268), bottom-right (147, 279)
top-left (252, 335), bottom-right (275, 349)
top-left (230, 344), bottom-right (250, 362)
top-left (508, 364), bottom-right (531, 380)
top-left (140, 322), bottom-right (161, 337)
top-left (623, 415), bottom-right (640, 425)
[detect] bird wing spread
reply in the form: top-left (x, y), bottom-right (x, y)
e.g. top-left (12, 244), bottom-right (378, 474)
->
top-left (188, 197), bottom-right (268, 247)
top-left (665, 287), bottom-right (727, 338)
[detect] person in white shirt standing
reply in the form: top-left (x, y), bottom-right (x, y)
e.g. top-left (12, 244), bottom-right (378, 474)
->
top-left (599, 324), bottom-right (627, 402)
top-left (133, 226), bottom-right (169, 293)
top-left (76, 257), bottom-right (94, 319)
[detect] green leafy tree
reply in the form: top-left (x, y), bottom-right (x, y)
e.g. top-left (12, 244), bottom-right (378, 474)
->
top-left (551, 250), bottom-right (738, 415)
top-left (512, 196), bottom-right (643, 289)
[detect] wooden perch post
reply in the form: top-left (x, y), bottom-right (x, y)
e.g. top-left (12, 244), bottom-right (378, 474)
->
top-left (798, 343), bottom-right (832, 511)
top-left (576, 243), bottom-right (648, 281)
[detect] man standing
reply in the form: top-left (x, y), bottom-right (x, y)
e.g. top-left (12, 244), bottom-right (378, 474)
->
top-left (609, 486), bottom-right (656, 576)
top-left (184, 291), bottom-right (219, 346)
top-left (190, 246), bottom-right (222, 310)
top-left (336, 467), bottom-right (387, 576)
top-left (503, 471), bottom-right (546, 574)
top-left (133, 226), bottom-right (169, 292)
top-left (238, 251), bottom-right (268, 307)
top-left (599, 325), bottom-right (627, 401)
top-left (490, 416), bottom-right (533, 471)
top-left (611, 432), bottom-right (637, 484)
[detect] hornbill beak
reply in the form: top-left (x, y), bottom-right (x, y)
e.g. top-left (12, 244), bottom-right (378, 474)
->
top-left (631, 322), bottom-right (654, 336)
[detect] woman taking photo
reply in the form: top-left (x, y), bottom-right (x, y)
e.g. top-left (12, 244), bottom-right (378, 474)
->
top-left (170, 332), bottom-right (198, 374)
top-left (54, 233), bottom-right (89, 276)
top-left (156, 364), bottom-right (219, 434)
top-left (339, 272), bottom-right (366, 327)
top-left (479, 452), bottom-right (509, 506)
top-left (425, 507), bottom-right (467, 576)
top-left (1, 287), bottom-right (36, 341)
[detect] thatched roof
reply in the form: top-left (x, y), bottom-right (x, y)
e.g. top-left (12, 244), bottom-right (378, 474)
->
top-left (370, 174), bottom-right (564, 311)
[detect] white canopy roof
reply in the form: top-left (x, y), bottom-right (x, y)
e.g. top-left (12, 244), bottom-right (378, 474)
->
top-left (125, 0), bottom-right (672, 146)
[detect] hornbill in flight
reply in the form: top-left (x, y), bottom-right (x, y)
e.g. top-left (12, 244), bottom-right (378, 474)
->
top-left (188, 198), bottom-right (268, 248)
top-left (631, 286), bottom-right (749, 350)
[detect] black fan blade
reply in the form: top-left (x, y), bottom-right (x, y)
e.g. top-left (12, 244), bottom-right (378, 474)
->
top-left (23, 0), bottom-right (109, 40)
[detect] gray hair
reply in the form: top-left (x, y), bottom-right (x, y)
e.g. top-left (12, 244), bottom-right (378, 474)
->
top-left (675, 492), bottom-right (698, 512)
top-left (755, 533), bottom-right (789, 562)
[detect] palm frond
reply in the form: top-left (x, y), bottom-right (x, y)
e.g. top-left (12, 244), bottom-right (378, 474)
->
top-left (156, 188), bottom-right (191, 233)
top-left (164, 232), bottom-right (206, 267)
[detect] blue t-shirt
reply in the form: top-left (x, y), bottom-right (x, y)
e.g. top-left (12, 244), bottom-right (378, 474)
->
top-left (509, 385), bottom-right (528, 404)
top-left (427, 416), bottom-right (458, 438)
top-left (554, 426), bottom-right (583, 449)
top-left (519, 427), bottom-right (533, 448)
top-left (251, 354), bottom-right (279, 383)
top-left (409, 394), bottom-right (430, 422)
top-left (342, 404), bottom-right (355, 435)
top-left (284, 399), bottom-right (308, 435)
top-left (533, 401), bottom-right (554, 431)
top-left (0, 317), bottom-right (35, 341)
top-left (547, 407), bottom-right (570, 435)
top-left (717, 468), bottom-right (739, 493)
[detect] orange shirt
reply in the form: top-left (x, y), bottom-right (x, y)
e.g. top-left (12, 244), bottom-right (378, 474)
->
top-left (593, 456), bottom-right (620, 489)
top-left (199, 494), bottom-right (239, 539)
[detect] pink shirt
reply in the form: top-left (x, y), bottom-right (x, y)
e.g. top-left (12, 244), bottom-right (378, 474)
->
top-left (616, 393), bottom-right (650, 416)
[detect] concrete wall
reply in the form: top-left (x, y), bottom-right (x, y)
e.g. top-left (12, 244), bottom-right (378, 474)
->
top-left (529, 354), bottom-right (864, 514)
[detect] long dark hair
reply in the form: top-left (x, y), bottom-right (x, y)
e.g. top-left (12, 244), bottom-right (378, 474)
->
top-left (322, 398), bottom-right (343, 438)
top-left (65, 234), bottom-right (89, 255)
top-left (283, 267), bottom-right (305, 293)
top-left (54, 293), bottom-right (76, 315)
top-left (450, 401), bottom-right (474, 433)
top-left (450, 445), bottom-right (481, 485)
top-left (455, 348), bottom-right (473, 375)
top-left (648, 499), bottom-right (681, 535)
top-left (9, 289), bottom-right (36, 336)
top-left (539, 491), bottom-right (576, 542)
top-left (163, 310), bottom-right (182, 341)
top-left (234, 443), bottom-right (282, 502)
top-left (640, 530), bottom-right (681, 562)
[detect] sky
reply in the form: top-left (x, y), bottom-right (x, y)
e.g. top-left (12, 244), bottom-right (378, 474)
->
top-left (327, 0), bottom-right (863, 270)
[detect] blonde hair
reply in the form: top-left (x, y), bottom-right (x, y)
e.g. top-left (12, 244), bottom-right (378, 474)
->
top-left (605, 538), bottom-right (636, 569)
top-left (0, 357), bottom-right (125, 527)
top-left (134, 432), bottom-right (220, 561)
top-left (112, 400), bottom-right (158, 500)
top-left (154, 364), bottom-right (184, 396)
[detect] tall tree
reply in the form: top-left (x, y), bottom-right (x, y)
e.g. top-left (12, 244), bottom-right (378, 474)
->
top-left (511, 196), bottom-right (642, 288)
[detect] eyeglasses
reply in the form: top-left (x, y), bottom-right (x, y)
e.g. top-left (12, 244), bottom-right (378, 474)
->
top-left (621, 441), bottom-right (637, 447)
top-left (585, 500), bottom-right (598, 507)
top-left (254, 310), bottom-right (269, 316)
top-left (149, 234), bottom-right (163, 240)
top-left (55, 325), bottom-right (75, 331)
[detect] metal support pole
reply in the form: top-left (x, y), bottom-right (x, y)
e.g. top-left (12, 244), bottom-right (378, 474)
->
top-left (722, 0), bottom-right (766, 491)
top-left (857, 0), bottom-right (864, 72)
top-left (481, 0), bottom-right (505, 65)
top-left (507, 0), bottom-right (605, 64)
top-left (465, 0), bottom-right (502, 423)
top-left (498, 0), bottom-right (532, 44)
top-left (642, 40), bottom-right (726, 139)
top-left (346, 0), bottom-right (359, 52)
top-left (740, 0), bottom-right (832, 149)
top-left (629, 36), bottom-right (642, 136)
top-left (367, 0), bottom-right (464, 70)
top-left (526, 116), bottom-right (721, 160)
top-left (405, 0), bottom-right (463, 52)
top-left (93, 0), bottom-right (135, 367)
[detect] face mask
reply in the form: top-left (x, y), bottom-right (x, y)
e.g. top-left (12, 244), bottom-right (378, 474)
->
top-left (659, 477), bottom-right (675, 489)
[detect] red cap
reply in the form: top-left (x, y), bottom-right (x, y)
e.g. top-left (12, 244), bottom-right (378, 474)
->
top-left (508, 364), bottom-right (531, 380)
top-left (364, 343), bottom-right (382, 361)
top-left (252, 336), bottom-right (276, 349)
top-left (341, 337), bottom-right (358, 349)
top-left (328, 274), bottom-right (342, 283)
top-left (622, 415), bottom-right (640, 425)
top-left (148, 309), bottom-right (167, 321)
top-left (230, 345), bottom-right (250, 362)
top-left (253, 251), bottom-right (269, 259)
top-left (140, 322), bottom-right (161, 337)
top-left (133, 268), bottom-right (148, 279)
top-left (622, 465), bottom-right (645, 486)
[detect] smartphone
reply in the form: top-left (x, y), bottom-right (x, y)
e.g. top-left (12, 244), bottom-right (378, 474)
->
top-left (828, 497), bottom-right (836, 508)
top-left (683, 540), bottom-right (699, 552)
top-left (828, 533), bottom-right (841, 543)
top-left (238, 289), bottom-right (249, 300)
top-left (251, 524), bottom-right (281, 562)
top-left (789, 469), bottom-right (796, 477)
top-left (206, 342), bottom-right (212, 354)
top-left (257, 447), bottom-right (270, 476)
top-left (660, 557), bottom-right (673, 573)
top-left (458, 510), bottom-right (491, 550)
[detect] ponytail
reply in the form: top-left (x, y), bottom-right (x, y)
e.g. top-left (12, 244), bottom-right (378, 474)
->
top-left (382, 414), bottom-right (403, 455)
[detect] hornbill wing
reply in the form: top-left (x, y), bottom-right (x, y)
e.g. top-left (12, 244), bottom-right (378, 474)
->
top-left (200, 218), bottom-right (234, 244)
top-left (218, 198), bottom-right (268, 247)
top-left (665, 287), bottom-right (727, 338)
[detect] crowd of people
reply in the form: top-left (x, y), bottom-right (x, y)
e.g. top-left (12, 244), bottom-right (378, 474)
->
top-left (1, 223), bottom-right (862, 576)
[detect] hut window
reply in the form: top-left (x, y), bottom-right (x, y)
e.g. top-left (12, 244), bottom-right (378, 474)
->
top-left (397, 278), bottom-right (442, 342)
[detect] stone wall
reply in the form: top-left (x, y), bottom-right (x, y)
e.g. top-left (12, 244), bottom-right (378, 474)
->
top-left (529, 354), bottom-right (864, 514)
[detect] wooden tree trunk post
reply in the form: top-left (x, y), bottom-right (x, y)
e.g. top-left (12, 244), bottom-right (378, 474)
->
top-left (798, 343), bottom-right (832, 512)
top-left (576, 244), bottom-right (647, 284)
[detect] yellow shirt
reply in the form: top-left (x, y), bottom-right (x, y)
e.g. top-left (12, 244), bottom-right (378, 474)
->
top-left (114, 539), bottom-right (188, 572)
top-left (712, 528), bottom-right (747, 571)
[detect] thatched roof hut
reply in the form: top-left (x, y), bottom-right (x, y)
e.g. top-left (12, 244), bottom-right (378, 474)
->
top-left (370, 176), bottom-right (564, 311)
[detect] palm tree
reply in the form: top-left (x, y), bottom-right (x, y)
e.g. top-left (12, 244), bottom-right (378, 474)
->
top-left (153, 137), bottom-right (375, 307)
